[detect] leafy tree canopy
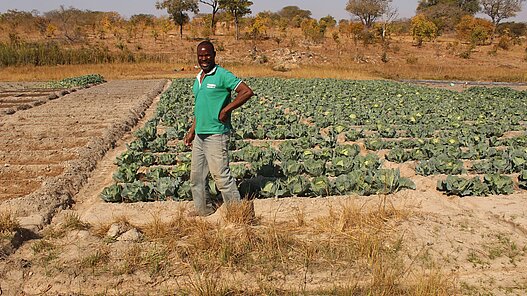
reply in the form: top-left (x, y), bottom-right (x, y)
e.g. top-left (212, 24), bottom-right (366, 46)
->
top-left (417, 0), bottom-right (481, 15)
top-left (346, 0), bottom-right (392, 28)
top-left (156, 0), bottom-right (199, 38)
top-left (416, 0), bottom-right (480, 32)
top-left (480, 0), bottom-right (526, 26)
top-left (277, 6), bottom-right (312, 19)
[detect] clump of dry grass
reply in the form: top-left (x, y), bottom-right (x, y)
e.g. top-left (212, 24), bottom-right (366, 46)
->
top-left (61, 212), bottom-right (90, 231)
top-left (40, 212), bottom-right (91, 239)
top-left (142, 212), bottom-right (169, 240)
top-left (80, 245), bottom-right (111, 271)
top-left (114, 244), bottom-right (143, 275)
top-left (0, 211), bottom-right (19, 235)
top-left (91, 215), bottom-right (131, 238)
top-left (182, 271), bottom-right (234, 296)
top-left (409, 269), bottom-right (458, 296)
top-left (221, 200), bottom-right (257, 225)
top-left (292, 206), bottom-right (306, 227)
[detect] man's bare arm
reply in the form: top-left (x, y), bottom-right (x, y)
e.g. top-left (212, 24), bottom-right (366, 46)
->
top-left (218, 82), bottom-right (254, 123)
top-left (184, 118), bottom-right (196, 146)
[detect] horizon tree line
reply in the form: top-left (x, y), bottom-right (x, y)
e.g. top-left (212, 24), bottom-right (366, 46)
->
top-left (0, 0), bottom-right (525, 45)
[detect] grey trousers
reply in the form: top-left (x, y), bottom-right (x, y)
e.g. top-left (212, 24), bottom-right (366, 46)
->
top-left (190, 134), bottom-right (240, 215)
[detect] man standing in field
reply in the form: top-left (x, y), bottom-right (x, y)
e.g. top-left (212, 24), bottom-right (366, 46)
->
top-left (184, 40), bottom-right (254, 216)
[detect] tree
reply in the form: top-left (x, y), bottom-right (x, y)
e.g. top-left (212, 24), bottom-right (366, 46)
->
top-left (156, 0), bottom-right (199, 39)
top-left (157, 16), bottom-right (175, 40)
top-left (411, 13), bottom-right (438, 46)
top-left (45, 6), bottom-right (85, 42)
top-left (130, 14), bottom-right (155, 38)
top-left (345, 0), bottom-right (392, 28)
top-left (418, 0), bottom-right (481, 15)
top-left (378, 5), bottom-right (398, 42)
top-left (0, 10), bottom-right (35, 31)
top-left (320, 15), bottom-right (337, 31)
top-left (417, 0), bottom-right (480, 32)
top-left (277, 6), bottom-right (312, 27)
top-left (98, 12), bottom-right (123, 40)
top-left (199, 0), bottom-right (220, 34)
top-left (218, 0), bottom-right (253, 40)
top-left (247, 12), bottom-right (271, 39)
top-left (34, 15), bottom-right (51, 37)
top-left (497, 21), bottom-right (527, 37)
top-left (278, 5), bottom-right (312, 19)
top-left (480, 0), bottom-right (526, 27)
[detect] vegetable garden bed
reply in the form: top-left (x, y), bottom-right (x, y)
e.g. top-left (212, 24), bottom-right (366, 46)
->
top-left (102, 78), bottom-right (527, 202)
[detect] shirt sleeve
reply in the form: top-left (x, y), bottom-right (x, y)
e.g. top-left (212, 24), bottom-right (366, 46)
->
top-left (222, 69), bottom-right (242, 92)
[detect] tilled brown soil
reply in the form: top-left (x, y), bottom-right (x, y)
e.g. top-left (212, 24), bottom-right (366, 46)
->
top-left (0, 83), bottom-right (75, 116)
top-left (0, 79), bottom-right (168, 226)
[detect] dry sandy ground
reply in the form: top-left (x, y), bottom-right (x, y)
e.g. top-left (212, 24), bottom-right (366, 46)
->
top-left (1, 80), bottom-right (527, 295)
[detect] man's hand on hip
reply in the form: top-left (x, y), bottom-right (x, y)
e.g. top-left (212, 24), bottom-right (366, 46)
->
top-left (184, 132), bottom-right (195, 146)
top-left (218, 109), bottom-right (230, 123)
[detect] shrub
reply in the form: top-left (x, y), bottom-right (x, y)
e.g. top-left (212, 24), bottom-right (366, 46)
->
top-left (360, 29), bottom-right (377, 46)
top-left (411, 14), bottom-right (438, 47)
top-left (455, 15), bottom-right (494, 46)
top-left (497, 22), bottom-right (527, 38)
top-left (487, 45), bottom-right (498, 56)
top-left (300, 18), bottom-right (325, 43)
top-left (497, 35), bottom-right (512, 50)
top-left (459, 45), bottom-right (475, 59)
top-left (406, 55), bottom-right (418, 64)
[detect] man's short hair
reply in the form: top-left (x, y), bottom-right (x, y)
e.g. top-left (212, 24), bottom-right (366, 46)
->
top-left (197, 40), bottom-right (215, 52)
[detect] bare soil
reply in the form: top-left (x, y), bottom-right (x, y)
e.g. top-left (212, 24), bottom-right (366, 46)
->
top-left (0, 83), bottom-right (68, 116)
top-left (0, 79), bottom-right (167, 221)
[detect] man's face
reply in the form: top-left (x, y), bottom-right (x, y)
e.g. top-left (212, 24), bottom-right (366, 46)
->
top-left (197, 45), bottom-right (215, 73)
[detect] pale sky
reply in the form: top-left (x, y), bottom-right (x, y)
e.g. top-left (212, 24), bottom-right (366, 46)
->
top-left (0, 0), bottom-right (526, 21)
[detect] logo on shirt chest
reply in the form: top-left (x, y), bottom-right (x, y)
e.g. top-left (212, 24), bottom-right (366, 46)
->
top-left (206, 83), bottom-right (217, 89)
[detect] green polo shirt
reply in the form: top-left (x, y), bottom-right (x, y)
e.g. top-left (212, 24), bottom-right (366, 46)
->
top-left (192, 65), bottom-right (242, 134)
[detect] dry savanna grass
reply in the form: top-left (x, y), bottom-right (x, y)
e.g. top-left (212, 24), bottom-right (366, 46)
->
top-left (0, 34), bottom-right (525, 83)
top-left (0, 59), bottom-right (527, 82)
top-left (0, 32), bottom-right (527, 82)
top-left (0, 63), bottom-right (379, 82)
top-left (0, 211), bottom-right (19, 235)
top-left (23, 200), bottom-right (457, 295)
top-left (61, 212), bottom-right (90, 231)
top-left (2, 58), bottom-right (524, 83)
top-left (221, 199), bottom-right (257, 225)
top-left (90, 214), bottom-right (132, 238)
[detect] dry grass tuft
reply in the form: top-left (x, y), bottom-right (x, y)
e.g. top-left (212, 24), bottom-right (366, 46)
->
top-left (292, 206), bottom-right (306, 227)
top-left (61, 212), bottom-right (90, 231)
top-left (0, 211), bottom-right (19, 235)
top-left (91, 215), bottom-right (131, 238)
top-left (41, 225), bottom-right (67, 239)
top-left (115, 244), bottom-right (143, 275)
top-left (30, 239), bottom-right (54, 254)
top-left (80, 245), bottom-right (111, 270)
top-left (409, 269), bottom-right (459, 296)
top-left (221, 200), bottom-right (258, 225)
top-left (91, 223), bottom-right (111, 238)
top-left (142, 206), bottom-right (190, 240)
top-left (142, 212), bottom-right (169, 240)
top-left (182, 271), bottom-right (234, 296)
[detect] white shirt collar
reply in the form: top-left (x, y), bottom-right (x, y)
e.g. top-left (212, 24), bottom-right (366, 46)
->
top-left (197, 65), bottom-right (218, 79)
